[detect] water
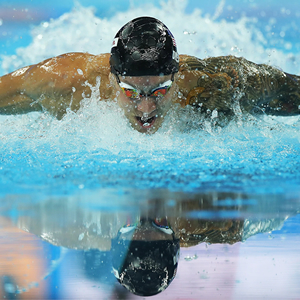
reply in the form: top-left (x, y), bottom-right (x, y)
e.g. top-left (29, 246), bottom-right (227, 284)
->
top-left (0, 0), bottom-right (300, 299)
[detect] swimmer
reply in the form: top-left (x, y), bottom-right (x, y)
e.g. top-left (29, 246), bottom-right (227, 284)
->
top-left (0, 16), bottom-right (300, 134)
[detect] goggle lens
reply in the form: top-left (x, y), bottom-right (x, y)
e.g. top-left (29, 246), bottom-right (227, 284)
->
top-left (150, 86), bottom-right (170, 97)
top-left (123, 88), bottom-right (139, 99)
top-left (153, 217), bottom-right (169, 228)
top-left (117, 76), bottom-right (173, 100)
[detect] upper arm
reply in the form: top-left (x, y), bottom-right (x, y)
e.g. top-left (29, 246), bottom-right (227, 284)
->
top-left (229, 57), bottom-right (300, 114)
top-left (21, 54), bottom-right (90, 99)
top-left (177, 55), bottom-right (240, 113)
top-left (0, 53), bottom-right (110, 117)
top-left (0, 55), bottom-right (81, 115)
top-left (0, 65), bottom-right (40, 113)
top-left (177, 55), bottom-right (300, 116)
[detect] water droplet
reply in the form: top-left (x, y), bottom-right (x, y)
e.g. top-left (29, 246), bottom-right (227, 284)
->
top-left (78, 232), bottom-right (85, 241)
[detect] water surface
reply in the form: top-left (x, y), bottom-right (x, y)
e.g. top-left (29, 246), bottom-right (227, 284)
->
top-left (0, 0), bottom-right (300, 299)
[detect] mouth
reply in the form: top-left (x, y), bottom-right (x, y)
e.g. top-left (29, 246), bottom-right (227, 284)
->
top-left (136, 116), bottom-right (157, 129)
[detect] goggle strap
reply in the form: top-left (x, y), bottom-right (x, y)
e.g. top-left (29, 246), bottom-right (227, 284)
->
top-left (118, 82), bottom-right (138, 90)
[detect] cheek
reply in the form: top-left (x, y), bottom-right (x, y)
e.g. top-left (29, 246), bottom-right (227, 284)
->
top-left (161, 86), bottom-right (176, 106)
top-left (158, 95), bottom-right (173, 112)
top-left (117, 94), bottom-right (134, 110)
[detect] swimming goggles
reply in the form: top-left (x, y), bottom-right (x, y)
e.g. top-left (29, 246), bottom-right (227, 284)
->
top-left (116, 74), bottom-right (174, 100)
top-left (119, 217), bottom-right (173, 235)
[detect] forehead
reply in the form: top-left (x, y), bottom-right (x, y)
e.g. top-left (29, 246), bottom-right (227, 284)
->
top-left (120, 74), bottom-right (172, 88)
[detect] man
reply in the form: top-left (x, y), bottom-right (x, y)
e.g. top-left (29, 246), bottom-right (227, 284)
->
top-left (0, 16), bottom-right (299, 134)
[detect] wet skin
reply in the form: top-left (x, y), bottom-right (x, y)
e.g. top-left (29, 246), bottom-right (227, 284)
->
top-left (1, 53), bottom-right (299, 134)
top-left (110, 73), bottom-right (177, 134)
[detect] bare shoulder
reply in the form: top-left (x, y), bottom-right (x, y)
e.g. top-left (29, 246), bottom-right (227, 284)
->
top-left (176, 54), bottom-right (241, 110)
top-left (179, 54), bottom-right (247, 72)
top-left (0, 52), bottom-right (112, 118)
top-left (58, 52), bottom-right (110, 74)
top-left (20, 52), bottom-right (112, 99)
top-left (179, 54), bottom-right (207, 71)
top-left (32, 52), bottom-right (111, 79)
top-left (176, 55), bottom-right (208, 103)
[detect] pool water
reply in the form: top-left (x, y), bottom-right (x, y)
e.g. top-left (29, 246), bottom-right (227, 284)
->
top-left (0, 0), bottom-right (300, 299)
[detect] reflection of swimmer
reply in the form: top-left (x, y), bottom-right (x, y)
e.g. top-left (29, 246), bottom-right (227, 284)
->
top-left (111, 217), bottom-right (180, 296)
top-left (0, 17), bottom-right (300, 134)
top-left (14, 192), bottom-right (295, 297)
top-left (17, 193), bottom-right (292, 251)
top-left (166, 194), bottom-right (290, 247)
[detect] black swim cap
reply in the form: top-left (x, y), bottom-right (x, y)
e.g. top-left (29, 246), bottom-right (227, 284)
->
top-left (111, 239), bottom-right (180, 296)
top-left (110, 16), bottom-right (179, 76)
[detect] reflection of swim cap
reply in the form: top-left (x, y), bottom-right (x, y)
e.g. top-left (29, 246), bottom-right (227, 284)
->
top-left (111, 239), bottom-right (180, 296)
top-left (110, 16), bottom-right (179, 76)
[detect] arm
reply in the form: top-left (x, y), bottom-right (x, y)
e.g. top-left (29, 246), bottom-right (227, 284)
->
top-left (177, 55), bottom-right (300, 117)
top-left (178, 219), bottom-right (244, 247)
top-left (242, 64), bottom-right (300, 116)
top-left (0, 65), bottom-right (43, 115)
top-left (177, 55), bottom-right (242, 118)
top-left (0, 53), bottom-right (111, 119)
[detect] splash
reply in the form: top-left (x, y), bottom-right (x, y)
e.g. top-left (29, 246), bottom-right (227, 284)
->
top-left (0, 1), bottom-right (300, 198)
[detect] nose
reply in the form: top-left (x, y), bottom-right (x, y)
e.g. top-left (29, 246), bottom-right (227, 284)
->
top-left (136, 97), bottom-right (156, 114)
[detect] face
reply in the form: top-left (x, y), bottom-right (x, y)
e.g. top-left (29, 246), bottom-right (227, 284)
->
top-left (111, 73), bottom-right (177, 134)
